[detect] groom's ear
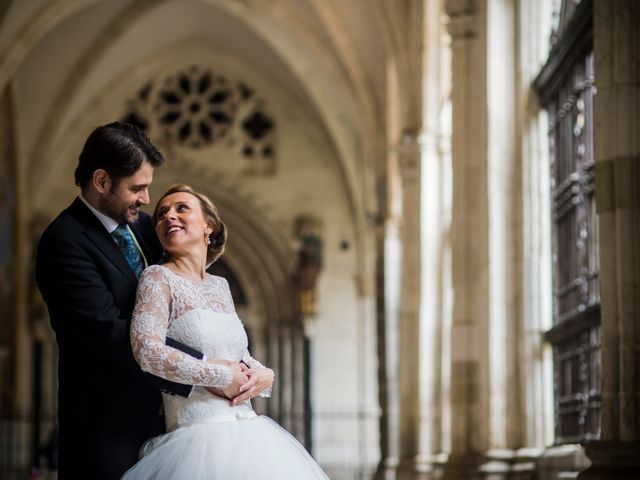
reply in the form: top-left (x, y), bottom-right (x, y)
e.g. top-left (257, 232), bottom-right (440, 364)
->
top-left (92, 169), bottom-right (111, 194)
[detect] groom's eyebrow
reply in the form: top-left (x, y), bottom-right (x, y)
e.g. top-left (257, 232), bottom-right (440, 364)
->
top-left (130, 183), bottom-right (149, 191)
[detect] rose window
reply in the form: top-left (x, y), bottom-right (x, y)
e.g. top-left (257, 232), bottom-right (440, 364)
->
top-left (121, 65), bottom-right (277, 173)
top-left (155, 66), bottom-right (237, 148)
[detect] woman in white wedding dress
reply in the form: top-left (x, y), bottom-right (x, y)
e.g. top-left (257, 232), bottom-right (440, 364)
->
top-left (122, 184), bottom-right (328, 480)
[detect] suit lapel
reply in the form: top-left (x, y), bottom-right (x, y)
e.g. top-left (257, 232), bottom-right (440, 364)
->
top-left (68, 198), bottom-right (138, 283)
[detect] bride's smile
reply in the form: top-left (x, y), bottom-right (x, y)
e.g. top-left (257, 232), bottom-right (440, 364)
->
top-left (154, 192), bottom-right (212, 253)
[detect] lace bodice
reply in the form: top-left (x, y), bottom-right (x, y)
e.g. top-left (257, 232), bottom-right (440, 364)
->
top-left (131, 264), bottom-right (269, 403)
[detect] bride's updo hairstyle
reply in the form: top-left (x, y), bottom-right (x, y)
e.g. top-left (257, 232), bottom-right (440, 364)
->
top-left (153, 184), bottom-right (227, 265)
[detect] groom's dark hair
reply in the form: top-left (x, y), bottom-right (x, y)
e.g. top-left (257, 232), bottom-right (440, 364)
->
top-left (74, 121), bottom-right (164, 189)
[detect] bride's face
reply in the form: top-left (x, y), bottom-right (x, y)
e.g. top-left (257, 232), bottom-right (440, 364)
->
top-left (155, 192), bottom-right (213, 256)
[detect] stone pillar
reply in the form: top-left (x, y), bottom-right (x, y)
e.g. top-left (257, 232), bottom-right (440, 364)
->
top-left (419, 0), bottom-right (449, 465)
top-left (396, 132), bottom-right (427, 479)
top-left (579, 1), bottom-right (640, 477)
top-left (0, 86), bottom-right (15, 418)
top-left (516, 0), bottom-right (555, 452)
top-left (248, 322), bottom-right (269, 417)
top-left (375, 214), bottom-right (402, 480)
top-left (439, 0), bottom-right (489, 477)
top-left (279, 324), bottom-right (293, 432)
top-left (1, 83), bottom-right (32, 468)
top-left (268, 321), bottom-right (281, 421)
top-left (483, 0), bottom-right (525, 476)
top-left (291, 324), bottom-right (306, 443)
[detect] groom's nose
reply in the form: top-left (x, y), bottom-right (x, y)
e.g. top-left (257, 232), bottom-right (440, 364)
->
top-left (138, 188), bottom-right (150, 205)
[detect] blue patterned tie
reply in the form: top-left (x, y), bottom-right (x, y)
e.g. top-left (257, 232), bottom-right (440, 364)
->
top-left (112, 225), bottom-right (145, 278)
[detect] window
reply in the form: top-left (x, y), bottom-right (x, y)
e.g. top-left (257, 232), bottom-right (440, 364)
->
top-left (533, 0), bottom-right (600, 444)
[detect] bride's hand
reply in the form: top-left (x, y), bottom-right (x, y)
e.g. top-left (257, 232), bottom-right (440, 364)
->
top-left (231, 368), bottom-right (274, 406)
top-left (221, 363), bottom-right (250, 400)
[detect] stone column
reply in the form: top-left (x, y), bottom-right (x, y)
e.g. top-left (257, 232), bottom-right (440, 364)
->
top-left (483, 0), bottom-right (525, 475)
top-left (291, 324), bottom-right (306, 444)
top-left (248, 322), bottom-right (269, 417)
top-left (375, 214), bottom-right (402, 480)
top-left (579, 1), bottom-right (640, 477)
top-left (396, 132), bottom-right (427, 480)
top-left (516, 0), bottom-right (555, 452)
top-left (0, 86), bottom-right (15, 417)
top-left (2, 83), bottom-right (32, 467)
top-left (279, 323), bottom-right (293, 432)
top-left (439, 0), bottom-right (490, 477)
top-left (268, 321), bottom-right (281, 421)
top-left (419, 0), bottom-right (449, 465)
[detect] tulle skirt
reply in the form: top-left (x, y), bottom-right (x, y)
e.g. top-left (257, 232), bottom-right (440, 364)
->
top-left (121, 413), bottom-right (328, 479)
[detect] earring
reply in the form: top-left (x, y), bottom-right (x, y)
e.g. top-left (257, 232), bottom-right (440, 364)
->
top-left (207, 235), bottom-right (211, 246)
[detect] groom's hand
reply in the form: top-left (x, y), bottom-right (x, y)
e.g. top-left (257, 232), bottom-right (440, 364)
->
top-left (221, 362), bottom-right (250, 400)
top-left (204, 360), bottom-right (248, 399)
top-left (204, 386), bottom-right (227, 398)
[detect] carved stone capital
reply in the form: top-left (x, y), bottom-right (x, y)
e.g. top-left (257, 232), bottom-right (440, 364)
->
top-left (445, 0), bottom-right (476, 18)
top-left (396, 131), bottom-right (423, 186)
top-left (445, 0), bottom-right (477, 39)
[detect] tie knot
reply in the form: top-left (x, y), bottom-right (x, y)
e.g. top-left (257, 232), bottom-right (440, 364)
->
top-left (112, 224), bottom-right (134, 245)
top-left (114, 224), bottom-right (129, 235)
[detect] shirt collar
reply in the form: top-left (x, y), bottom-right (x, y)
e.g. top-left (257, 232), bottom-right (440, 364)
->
top-left (78, 193), bottom-right (120, 234)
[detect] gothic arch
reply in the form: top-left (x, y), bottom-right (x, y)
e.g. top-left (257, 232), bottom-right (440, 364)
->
top-left (10, 0), bottom-right (378, 233)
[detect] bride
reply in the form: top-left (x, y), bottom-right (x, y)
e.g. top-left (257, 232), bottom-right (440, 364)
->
top-left (122, 184), bottom-right (328, 479)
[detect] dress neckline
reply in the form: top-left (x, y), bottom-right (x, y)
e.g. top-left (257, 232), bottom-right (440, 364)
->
top-left (156, 263), bottom-right (210, 285)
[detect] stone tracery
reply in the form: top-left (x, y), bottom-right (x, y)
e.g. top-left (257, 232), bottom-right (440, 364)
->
top-left (122, 65), bottom-right (276, 174)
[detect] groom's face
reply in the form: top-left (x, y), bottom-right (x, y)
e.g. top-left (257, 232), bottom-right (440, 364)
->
top-left (101, 160), bottom-right (154, 224)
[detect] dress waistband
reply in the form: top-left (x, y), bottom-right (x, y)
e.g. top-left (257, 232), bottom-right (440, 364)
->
top-left (187, 410), bottom-right (258, 427)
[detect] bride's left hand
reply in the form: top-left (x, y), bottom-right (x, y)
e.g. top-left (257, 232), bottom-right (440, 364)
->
top-left (231, 368), bottom-right (274, 406)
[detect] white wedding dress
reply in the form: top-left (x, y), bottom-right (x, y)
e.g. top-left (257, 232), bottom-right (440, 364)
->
top-left (121, 264), bottom-right (328, 480)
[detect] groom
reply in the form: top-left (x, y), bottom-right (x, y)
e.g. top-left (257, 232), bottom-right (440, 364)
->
top-left (36, 122), bottom-right (202, 479)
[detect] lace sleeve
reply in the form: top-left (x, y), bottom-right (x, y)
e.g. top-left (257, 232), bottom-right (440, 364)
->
top-left (131, 267), bottom-right (232, 389)
top-left (241, 352), bottom-right (267, 370)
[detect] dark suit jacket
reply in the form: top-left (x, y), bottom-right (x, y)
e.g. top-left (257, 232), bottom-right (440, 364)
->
top-left (35, 198), bottom-right (192, 480)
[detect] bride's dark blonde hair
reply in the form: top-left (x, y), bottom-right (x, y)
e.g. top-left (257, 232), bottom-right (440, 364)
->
top-left (152, 184), bottom-right (227, 265)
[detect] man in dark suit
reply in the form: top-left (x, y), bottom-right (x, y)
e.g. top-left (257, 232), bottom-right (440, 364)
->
top-left (36, 122), bottom-right (200, 479)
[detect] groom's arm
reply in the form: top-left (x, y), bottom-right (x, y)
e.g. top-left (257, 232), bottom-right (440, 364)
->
top-left (159, 338), bottom-right (204, 397)
top-left (165, 337), bottom-right (202, 358)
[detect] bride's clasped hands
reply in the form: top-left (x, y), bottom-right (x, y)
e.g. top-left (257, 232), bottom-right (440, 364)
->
top-left (205, 359), bottom-right (274, 404)
top-left (232, 365), bottom-right (275, 405)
